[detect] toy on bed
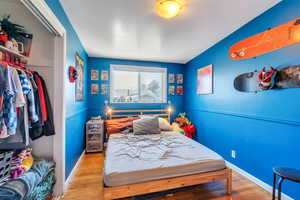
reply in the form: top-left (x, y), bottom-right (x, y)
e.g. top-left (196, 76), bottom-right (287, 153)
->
top-left (174, 113), bottom-right (196, 138)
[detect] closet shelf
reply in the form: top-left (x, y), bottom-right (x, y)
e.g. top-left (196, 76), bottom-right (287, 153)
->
top-left (0, 45), bottom-right (28, 59)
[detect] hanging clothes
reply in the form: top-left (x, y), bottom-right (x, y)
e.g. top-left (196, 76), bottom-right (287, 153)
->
top-left (34, 72), bottom-right (55, 137)
top-left (3, 67), bottom-right (18, 135)
top-left (12, 69), bottom-right (26, 108)
top-left (28, 74), bottom-right (44, 140)
top-left (33, 74), bottom-right (47, 121)
top-left (18, 70), bottom-right (39, 124)
top-left (0, 62), bottom-right (55, 149)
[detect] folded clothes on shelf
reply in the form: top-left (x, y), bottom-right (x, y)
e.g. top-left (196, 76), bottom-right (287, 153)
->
top-left (0, 158), bottom-right (55, 200)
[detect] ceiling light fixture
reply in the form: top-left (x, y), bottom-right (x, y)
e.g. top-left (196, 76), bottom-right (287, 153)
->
top-left (155, 0), bottom-right (185, 19)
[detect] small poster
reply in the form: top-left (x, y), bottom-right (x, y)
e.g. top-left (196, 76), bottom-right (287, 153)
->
top-left (197, 65), bottom-right (213, 94)
top-left (101, 70), bottom-right (108, 81)
top-left (176, 74), bottom-right (184, 84)
top-left (168, 73), bottom-right (175, 83)
top-left (169, 85), bottom-right (175, 95)
top-left (91, 70), bottom-right (99, 80)
top-left (75, 53), bottom-right (84, 101)
top-left (176, 86), bottom-right (183, 95)
top-left (101, 84), bottom-right (108, 95)
top-left (91, 84), bottom-right (99, 94)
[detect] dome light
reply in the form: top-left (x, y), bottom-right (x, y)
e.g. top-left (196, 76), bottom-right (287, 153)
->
top-left (155, 0), bottom-right (185, 19)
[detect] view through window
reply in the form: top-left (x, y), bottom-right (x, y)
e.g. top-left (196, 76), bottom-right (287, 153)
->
top-left (110, 65), bottom-right (167, 103)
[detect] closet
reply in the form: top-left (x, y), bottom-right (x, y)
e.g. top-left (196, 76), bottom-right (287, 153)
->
top-left (0, 0), bottom-right (66, 198)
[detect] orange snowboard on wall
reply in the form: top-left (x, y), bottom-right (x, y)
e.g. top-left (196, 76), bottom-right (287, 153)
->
top-left (229, 18), bottom-right (300, 60)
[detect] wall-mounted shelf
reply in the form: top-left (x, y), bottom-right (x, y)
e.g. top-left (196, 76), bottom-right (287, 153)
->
top-left (0, 45), bottom-right (28, 59)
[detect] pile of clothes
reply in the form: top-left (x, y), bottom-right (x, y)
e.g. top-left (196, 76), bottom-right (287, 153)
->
top-left (0, 148), bottom-right (55, 200)
top-left (10, 148), bottom-right (33, 179)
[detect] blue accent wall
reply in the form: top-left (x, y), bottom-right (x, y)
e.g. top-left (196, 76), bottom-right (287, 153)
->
top-left (45, 0), bottom-right (88, 179)
top-left (87, 57), bottom-right (184, 120)
top-left (184, 0), bottom-right (300, 199)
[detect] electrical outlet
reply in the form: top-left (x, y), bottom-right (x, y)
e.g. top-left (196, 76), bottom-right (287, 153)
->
top-left (231, 150), bottom-right (236, 159)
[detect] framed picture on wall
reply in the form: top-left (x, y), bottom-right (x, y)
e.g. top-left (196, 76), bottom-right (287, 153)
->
top-left (75, 53), bottom-right (84, 101)
top-left (101, 84), bottom-right (108, 95)
top-left (101, 70), bottom-right (109, 81)
top-left (91, 69), bottom-right (99, 80)
top-left (91, 84), bottom-right (99, 94)
top-left (176, 86), bottom-right (183, 95)
top-left (176, 74), bottom-right (184, 84)
top-left (168, 73), bottom-right (175, 83)
top-left (169, 85), bottom-right (175, 95)
top-left (197, 64), bottom-right (213, 94)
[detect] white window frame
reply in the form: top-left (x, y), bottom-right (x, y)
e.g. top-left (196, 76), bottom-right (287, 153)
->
top-left (110, 65), bottom-right (167, 104)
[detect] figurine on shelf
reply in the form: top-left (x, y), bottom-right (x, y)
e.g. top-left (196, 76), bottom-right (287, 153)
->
top-left (0, 25), bottom-right (9, 46)
top-left (5, 38), bottom-right (23, 54)
top-left (0, 15), bottom-right (30, 55)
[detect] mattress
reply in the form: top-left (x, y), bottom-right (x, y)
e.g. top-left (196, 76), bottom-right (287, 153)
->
top-left (104, 131), bottom-right (226, 187)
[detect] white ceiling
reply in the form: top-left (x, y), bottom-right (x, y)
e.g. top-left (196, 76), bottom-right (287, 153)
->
top-left (60, 0), bottom-right (281, 64)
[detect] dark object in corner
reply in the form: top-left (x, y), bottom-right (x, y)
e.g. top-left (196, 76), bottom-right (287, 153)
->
top-left (272, 167), bottom-right (300, 200)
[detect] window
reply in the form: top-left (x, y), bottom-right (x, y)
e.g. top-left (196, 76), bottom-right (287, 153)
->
top-left (110, 65), bottom-right (167, 103)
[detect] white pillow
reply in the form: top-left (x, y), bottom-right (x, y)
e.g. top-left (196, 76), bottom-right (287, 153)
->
top-left (158, 117), bottom-right (173, 131)
top-left (140, 116), bottom-right (172, 131)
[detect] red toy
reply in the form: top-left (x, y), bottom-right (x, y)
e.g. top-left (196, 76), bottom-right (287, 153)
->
top-left (69, 66), bottom-right (78, 83)
top-left (258, 66), bottom-right (278, 90)
top-left (175, 113), bottom-right (196, 139)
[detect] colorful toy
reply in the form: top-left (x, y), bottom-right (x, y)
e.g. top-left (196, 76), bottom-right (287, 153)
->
top-left (258, 66), bottom-right (278, 90)
top-left (69, 66), bottom-right (78, 83)
top-left (10, 148), bottom-right (33, 179)
top-left (175, 113), bottom-right (196, 138)
top-left (230, 18), bottom-right (300, 60)
top-left (234, 65), bottom-right (300, 93)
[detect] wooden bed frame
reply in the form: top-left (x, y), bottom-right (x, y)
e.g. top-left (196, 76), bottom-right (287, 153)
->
top-left (107, 109), bottom-right (171, 122)
top-left (103, 109), bottom-right (232, 200)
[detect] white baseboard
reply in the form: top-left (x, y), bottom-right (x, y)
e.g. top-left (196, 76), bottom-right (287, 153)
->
top-left (226, 161), bottom-right (294, 200)
top-left (64, 151), bottom-right (85, 191)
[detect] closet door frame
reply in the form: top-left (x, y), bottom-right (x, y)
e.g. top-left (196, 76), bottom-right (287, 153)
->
top-left (21, 0), bottom-right (67, 197)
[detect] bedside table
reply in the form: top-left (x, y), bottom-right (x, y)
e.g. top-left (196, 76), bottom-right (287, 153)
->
top-left (86, 119), bottom-right (104, 153)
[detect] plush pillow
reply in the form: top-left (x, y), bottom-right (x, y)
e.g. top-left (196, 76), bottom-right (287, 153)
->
top-left (105, 117), bottom-right (139, 135)
top-left (133, 117), bottom-right (161, 135)
top-left (158, 117), bottom-right (173, 131)
top-left (140, 116), bottom-right (172, 131)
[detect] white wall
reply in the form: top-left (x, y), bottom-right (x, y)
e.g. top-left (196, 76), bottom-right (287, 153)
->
top-left (0, 0), bottom-right (55, 158)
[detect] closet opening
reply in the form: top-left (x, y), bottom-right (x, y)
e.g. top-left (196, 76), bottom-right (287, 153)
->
top-left (0, 0), bottom-right (66, 197)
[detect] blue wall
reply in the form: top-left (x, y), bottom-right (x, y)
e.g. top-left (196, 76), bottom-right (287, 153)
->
top-left (184, 0), bottom-right (300, 199)
top-left (45, 0), bottom-right (89, 179)
top-left (87, 57), bottom-right (185, 120)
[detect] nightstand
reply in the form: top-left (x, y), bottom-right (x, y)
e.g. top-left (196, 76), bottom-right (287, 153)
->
top-left (86, 119), bottom-right (104, 153)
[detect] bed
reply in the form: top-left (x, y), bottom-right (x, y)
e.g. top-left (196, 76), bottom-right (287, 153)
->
top-left (103, 109), bottom-right (232, 200)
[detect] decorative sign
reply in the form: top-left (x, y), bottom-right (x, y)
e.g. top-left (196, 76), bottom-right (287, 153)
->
top-left (91, 69), bottom-right (99, 80)
top-left (168, 73), bottom-right (175, 83)
top-left (101, 84), bottom-right (108, 95)
top-left (75, 53), bottom-right (84, 101)
top-left (197, 65), bottom-right (213, 94)
top-left (176, 74), bottom-right (183, 84)
top-left (91, 83), bottom-right (99, 94)
top-left (176, 86), bottom-right (183, 95)
top-left (169, 85), bottom-right (175, 95)
top-left (101, 70), bottom-right (108, 81)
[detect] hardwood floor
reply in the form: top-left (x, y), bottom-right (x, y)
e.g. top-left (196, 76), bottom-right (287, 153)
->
top-left (61, 153), bottom-right (271, 200)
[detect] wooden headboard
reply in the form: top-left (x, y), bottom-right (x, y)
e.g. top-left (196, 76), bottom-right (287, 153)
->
top-left (107, 109), bottom-right (171, 122)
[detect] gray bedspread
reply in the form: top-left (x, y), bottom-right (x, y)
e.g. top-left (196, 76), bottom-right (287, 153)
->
top-left (104, 131), bottom-right (225, 186)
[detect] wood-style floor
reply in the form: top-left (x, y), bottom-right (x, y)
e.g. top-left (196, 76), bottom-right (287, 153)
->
top-left (61, 153), bottom-right (271, 200)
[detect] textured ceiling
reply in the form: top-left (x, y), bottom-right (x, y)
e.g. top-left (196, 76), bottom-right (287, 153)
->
top-left (60, 0), bottom-right (281, 63)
